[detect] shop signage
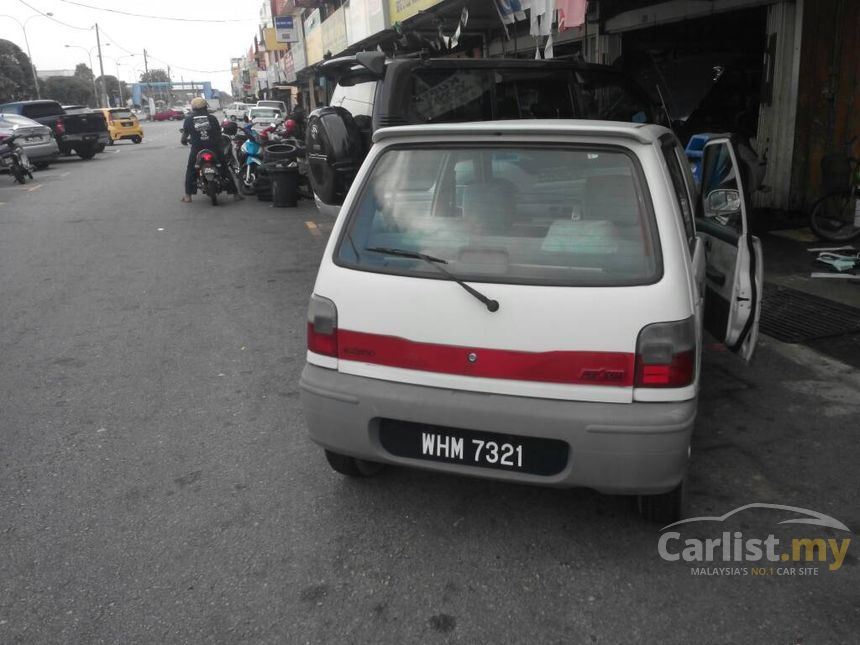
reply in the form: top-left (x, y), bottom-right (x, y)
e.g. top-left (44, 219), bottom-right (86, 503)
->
top-left (321, 7), bottom-right (348, 57)
top-left (274, 16), bottom-right (298, 43)
top-left (388, 0), bottom-right (439, 24)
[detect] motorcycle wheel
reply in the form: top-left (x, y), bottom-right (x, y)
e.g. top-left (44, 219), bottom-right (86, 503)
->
top-left (11, 163), bottom-right (27, 184)
top-left (208, 179), bottom-right (219, 206)
top-left (241, 168), bottom-right (256, 195)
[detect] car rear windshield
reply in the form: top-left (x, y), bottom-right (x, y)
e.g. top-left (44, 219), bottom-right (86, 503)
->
top-left (110, 109), bottom-right (134, 119)
top-left (336, 144), bottom-right (661, 286)
top-left (252, 109), bottom-right (280, 118)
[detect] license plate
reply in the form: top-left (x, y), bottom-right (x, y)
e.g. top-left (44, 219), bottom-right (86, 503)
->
top-left (121, 122), bottom-right (133, 126)
top-left (25, 135), bottom-right (44, 143)
top-left (378, 420), bottom-right (568, 476)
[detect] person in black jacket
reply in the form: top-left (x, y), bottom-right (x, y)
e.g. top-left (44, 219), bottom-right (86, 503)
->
top-left (180, 97), bottom-right (239, 202)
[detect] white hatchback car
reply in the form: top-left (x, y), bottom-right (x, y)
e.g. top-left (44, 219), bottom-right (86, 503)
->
top-left (300, 120), bottom-right (763, 522)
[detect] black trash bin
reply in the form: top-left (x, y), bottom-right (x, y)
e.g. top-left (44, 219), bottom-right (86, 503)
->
top-left (270, 161), bottom-right (299, 207)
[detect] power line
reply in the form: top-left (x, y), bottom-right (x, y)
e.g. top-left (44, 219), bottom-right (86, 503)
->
top-left (56, 0), bottom-right (255, 23)
top-left (16, 0), bottom-right (92, 30)
top-left (96, 25), bottom-right (136, 55)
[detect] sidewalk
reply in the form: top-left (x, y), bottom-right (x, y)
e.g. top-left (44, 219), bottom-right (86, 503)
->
top-left (763, 227), bottom-right (860, 308)
top-left (759, 226), bottom-right (860, 368)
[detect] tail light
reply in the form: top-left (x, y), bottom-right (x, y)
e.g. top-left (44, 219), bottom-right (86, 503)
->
top-left (634, 317), bottom-right (696, 388)
top-left (200, 151), bottom-right (214, 162)
top-left (55, 116), bottom-right (65, 135)
top-left (307, 294), bottom-right (338, 358)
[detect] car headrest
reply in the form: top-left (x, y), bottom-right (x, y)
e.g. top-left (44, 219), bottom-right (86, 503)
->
top-left (584, 175), bottom-right (640, 227)
top-left (462, 180), bottom-right (516, 234)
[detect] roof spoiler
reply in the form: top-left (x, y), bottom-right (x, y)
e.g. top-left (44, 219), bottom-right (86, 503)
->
top-left (319, 51), bottom-right (386, 81)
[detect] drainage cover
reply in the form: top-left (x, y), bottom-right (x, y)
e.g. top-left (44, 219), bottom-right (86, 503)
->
top-left (760, 284), bottom-right (860, 343)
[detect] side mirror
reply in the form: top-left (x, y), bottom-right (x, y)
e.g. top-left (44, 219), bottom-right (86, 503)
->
top-left (704, 188), bottom-right (741, 218)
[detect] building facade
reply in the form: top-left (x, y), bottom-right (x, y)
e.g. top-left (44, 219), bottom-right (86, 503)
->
top-left (231, 0), bottom-right (859, 213)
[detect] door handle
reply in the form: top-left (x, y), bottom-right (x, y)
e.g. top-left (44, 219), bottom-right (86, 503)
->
top-left (706, 268), bottom-right (726, 286)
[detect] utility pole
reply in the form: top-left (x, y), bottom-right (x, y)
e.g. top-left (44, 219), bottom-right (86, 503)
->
top-left (143, 48), bottom-right (149, 75)
top-left (95, 23), bottom-right (108, 107)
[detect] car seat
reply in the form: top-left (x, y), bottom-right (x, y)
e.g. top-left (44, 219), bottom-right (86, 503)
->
top-left (462, 180), bottom-right (516, 234)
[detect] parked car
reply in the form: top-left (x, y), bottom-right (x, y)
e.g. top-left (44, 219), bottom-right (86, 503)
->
top-left (0, 100), bottom-right (109, 159)
top-left (152, 108), bottom-right (184, 121)
top-left (300, 121), bottom-right (763, 524)
top-left (98, 107), bottom-right (143, 144)
top-left (224, 102), bottom-right (251, 121)
top-left (0, 112), bottom-right (59, 169)
top-left (307, 52), bottom-right (658, 216)
top-left (248, 106), bottom-right (283, 126)
top-left (256, 100), bottom-right (288, 115)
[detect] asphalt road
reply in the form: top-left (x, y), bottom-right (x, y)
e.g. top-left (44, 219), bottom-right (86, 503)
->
top-left (1, 120), bottom-right (858, 644)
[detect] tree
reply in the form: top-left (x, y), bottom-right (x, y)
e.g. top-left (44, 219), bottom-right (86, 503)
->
top-left (74, 63), bottom-right (94, 81)
top-left (96, 75), bottom-right (129, 107)
top-left (40, 75), bottom-right (93, 106)
top-left (0, 39), bottom-right (37, 103)
top-left (139, 68), bottom-right (170, 84)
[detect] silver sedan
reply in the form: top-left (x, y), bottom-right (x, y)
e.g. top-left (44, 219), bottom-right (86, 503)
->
top-left (0, 113), bottom-right (60, 169)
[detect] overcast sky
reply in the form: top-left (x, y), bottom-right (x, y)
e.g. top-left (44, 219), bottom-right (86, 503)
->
top-left (1, 0), bottom-right (263, 92)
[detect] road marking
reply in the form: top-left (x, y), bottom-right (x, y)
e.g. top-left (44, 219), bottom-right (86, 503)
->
top-left (27, 184), bottom-right (43, 192)
top-left (305, 221), bottom-right (321, 237)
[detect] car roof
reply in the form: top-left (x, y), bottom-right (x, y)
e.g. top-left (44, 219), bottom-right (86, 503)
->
top-left (371, 120), bottom-right (670, 145)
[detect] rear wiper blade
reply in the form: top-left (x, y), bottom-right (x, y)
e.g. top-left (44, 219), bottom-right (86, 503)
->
top-left (365, 246), bottom-right (500, 312)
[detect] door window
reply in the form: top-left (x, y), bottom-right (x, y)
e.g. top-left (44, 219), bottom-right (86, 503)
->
top-left (661, 142), bottom-right (697, 252)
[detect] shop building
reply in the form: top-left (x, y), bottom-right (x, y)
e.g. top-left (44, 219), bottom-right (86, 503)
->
top-left (233, 0), bottom-right (859, 213)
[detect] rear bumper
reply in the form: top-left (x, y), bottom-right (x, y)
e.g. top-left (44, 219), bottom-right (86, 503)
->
top-left (58, 132), bottom-right (110, 146)
top-left (21, 140), bottom-right (59, 162)
top-left (299, 364), bottom-right (697, 494)
top-left (109, 127), bottom-right (143, 140)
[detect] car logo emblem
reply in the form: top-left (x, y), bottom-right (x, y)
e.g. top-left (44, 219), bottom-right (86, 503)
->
top-left (467, 352), bottom-right (477, 363)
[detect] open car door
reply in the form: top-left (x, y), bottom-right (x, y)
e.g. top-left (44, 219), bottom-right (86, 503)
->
top-left (696, 136), bottom-right (764, 361)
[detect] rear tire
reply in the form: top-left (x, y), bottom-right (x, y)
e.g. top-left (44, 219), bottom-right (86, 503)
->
top-left (131, 136), bottom-right (142, 144)
top-left (11, 164), bottom-right (27, 184)
top-left (76, 147), bottom-right (97, 160)
top-left (324, 450), bottom-right (385, 477)
top-left (810, 190), bottom-right (860, 241)
top-left (107, 138), bottom-right (114, 146)
top-left (208, 179), bottom-right (219, 206)
top-left (33, 161), bottom-right (50, 170)
top-left (637, 481), bottom-right (684, 524)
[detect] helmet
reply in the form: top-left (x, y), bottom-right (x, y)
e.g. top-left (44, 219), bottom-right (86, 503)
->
top-left (222, 120), bottom-right (238, 135)
top-left (191, 97), bottom-right (208, 111)
top-left (284, 118), bottom-right (297, 134)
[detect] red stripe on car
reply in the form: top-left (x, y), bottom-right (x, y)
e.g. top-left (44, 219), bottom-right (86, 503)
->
top-left (337, 330), bottom-right (634, 386)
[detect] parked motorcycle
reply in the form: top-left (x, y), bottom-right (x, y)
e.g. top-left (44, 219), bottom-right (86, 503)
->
top-left (0, 135), bottom-right (34, 184)
top-left (237, 124), bottom-right (264, 196)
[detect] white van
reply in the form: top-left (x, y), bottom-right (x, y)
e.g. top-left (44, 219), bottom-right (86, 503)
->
top-left (300, 120), bottom-right (763, 522)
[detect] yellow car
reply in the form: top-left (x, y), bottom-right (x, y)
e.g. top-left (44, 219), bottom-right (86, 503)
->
top-left (99, 107), bottom-right (143, 145)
